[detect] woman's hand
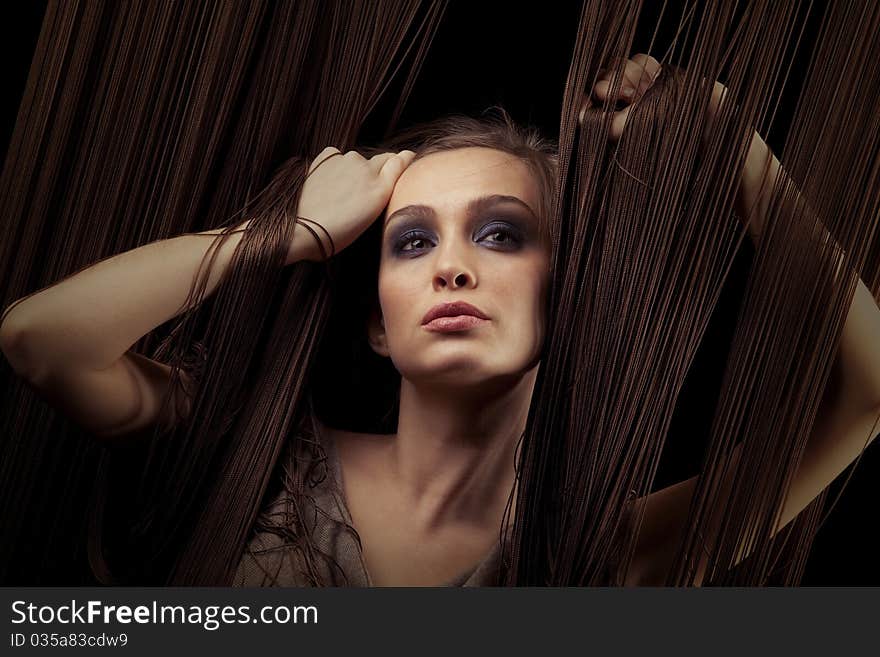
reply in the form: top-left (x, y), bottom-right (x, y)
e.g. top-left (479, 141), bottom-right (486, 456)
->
top-left (581, 53), bottom-right (766, 243)
top-left (580, 53), bottom-right (663, 141)
top-left (293, 147), bottom-right (417, 262)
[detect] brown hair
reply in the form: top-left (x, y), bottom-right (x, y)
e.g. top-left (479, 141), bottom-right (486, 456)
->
top-left (367, 106), bottom-right (559, 240)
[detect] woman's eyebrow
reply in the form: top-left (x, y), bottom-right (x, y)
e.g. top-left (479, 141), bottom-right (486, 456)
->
top-left (384, 194), bottom-right (537, 228)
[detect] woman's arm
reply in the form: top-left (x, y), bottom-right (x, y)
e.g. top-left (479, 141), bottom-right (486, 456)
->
top-left (629, 94), bottom-right (880, 586)
top-left (736, 128), bottom-right (880, 409)
top-left (0, 220), bottom-right (311, 441)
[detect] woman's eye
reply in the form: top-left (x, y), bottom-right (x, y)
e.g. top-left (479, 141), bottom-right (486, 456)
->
top-left (479, 224), bottom-right (523, 247)
top-left (394, 223), bottom-right (523, 254)
top-left (484, 231), bottom-right (511, 244)
top-left (398, 234), bottom-right (432, 252)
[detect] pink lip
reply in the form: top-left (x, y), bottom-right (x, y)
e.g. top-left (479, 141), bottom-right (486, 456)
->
top-left (423, 315), bottom-right (489, 332)
top-left (421, 301), bottom-right (490, 326)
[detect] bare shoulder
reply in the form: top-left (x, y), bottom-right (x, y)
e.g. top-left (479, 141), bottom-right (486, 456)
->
top-left (314, 419), bottom-right (393, 470)
top-left (315, 420), bottom-right (397, 534)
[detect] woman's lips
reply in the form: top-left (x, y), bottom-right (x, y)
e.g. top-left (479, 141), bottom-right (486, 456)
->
top-left (422, 315), bottom-right (490, 332)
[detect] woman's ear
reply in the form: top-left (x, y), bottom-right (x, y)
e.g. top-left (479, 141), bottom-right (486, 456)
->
top-left (366, 306), bottom-right (390, 358)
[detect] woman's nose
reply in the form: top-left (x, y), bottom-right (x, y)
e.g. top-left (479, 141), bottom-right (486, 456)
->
top-left (434, 268), bottom-right (470, 289)
top-left (432, 254), bottom-right (474, 289)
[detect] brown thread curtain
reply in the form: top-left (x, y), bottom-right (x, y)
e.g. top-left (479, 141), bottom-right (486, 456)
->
top-left (0, 0), bottom-right (449, 585)
top-left (1, 0), bottom-right (879, 585)
top-left (505, 0), bottom-right (880, 585)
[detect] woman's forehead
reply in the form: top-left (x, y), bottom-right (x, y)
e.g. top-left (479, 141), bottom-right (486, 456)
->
top-left (386, 147), bottom-right (539, 217)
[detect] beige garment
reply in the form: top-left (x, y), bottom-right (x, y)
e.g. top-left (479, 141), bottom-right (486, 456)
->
top-left (233, 410), bottom-right (508, 587)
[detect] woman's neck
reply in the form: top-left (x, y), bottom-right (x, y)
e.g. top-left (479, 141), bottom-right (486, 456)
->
top-left (389, 365), bottom-right (539, 534)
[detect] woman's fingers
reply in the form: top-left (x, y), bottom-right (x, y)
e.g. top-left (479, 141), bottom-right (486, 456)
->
top-left (377, 150), bottom-right (417, 186)
top-left (593, 78), bottom-right (636, 102)
top-left (593, 53), bottom-right (662, 102)
top-left (397, 149), bottom-right (417, 165)
top-left (368, 152), bottom-right (399, 170)
top-left (629, 53), bottom-right (662, 94)
top-left (372, 150), bottom-right (415, 173)
top-left (593, 69), bottom-right (642, 103)
top-left (369, 150), bottom-right (414, 168)
top-left (308, 146), bottom-right (342, 174)
top-left (587, 53), bottom-right (663, 140)
top-left (310, 149), bottom-right (415, 181)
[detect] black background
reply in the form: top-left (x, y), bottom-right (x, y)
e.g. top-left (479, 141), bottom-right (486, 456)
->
top-left (3, 1), bottom-right (877, 585)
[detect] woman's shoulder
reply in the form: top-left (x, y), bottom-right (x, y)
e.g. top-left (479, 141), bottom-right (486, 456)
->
top-left (312, 418), bottom-right (394, 475)
top-left (312, 417), bottom-right (389, 445)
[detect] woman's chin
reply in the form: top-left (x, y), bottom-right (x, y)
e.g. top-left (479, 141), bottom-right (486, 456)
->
top-left (400, 359), bottom-right (526, 394)
top-left (404, 363), bottom-right (486, 387)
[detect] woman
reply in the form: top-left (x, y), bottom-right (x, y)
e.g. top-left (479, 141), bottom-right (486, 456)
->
top-left (241, 134), bottom-right (555, 587)
top-left (2, 54), bottom-right (878, 586)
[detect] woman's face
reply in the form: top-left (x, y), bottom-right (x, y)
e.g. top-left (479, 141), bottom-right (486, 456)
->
top-left (368, 146), bottom-right (551, 392)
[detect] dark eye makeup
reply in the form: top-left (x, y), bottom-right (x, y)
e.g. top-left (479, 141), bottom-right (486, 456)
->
top-left (387, 217), bottom-right (528, 256)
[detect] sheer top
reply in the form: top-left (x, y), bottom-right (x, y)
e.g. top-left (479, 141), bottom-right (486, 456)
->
top-left (233, 410), bottom-right (509, 587)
